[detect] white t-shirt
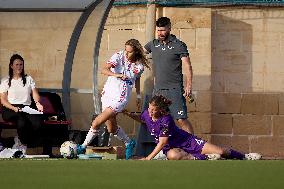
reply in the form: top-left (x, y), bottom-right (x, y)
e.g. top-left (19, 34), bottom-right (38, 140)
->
top-left (0, 75), bottom-right (36, 105)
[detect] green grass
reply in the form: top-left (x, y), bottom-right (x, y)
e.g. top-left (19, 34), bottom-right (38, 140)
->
top-left (0, 159), bottom-right (284, 189)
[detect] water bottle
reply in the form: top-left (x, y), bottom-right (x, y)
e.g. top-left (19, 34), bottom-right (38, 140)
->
top-left (187, 93), bottom-right (194, 103)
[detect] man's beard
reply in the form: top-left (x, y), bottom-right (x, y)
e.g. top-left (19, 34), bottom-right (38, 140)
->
top-left (158, 33), bottom-right (170, 42)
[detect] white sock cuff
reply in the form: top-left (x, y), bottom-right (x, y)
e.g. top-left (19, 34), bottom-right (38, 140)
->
top-left (90, 127), bottom-right (99, 133)
top-left (82, 127), bottom-right (100, 147)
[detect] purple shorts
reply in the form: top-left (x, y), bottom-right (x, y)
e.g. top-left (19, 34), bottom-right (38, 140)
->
top-left (164, 135), bottom-right (208, 160)
top-left (182, 136), bottom-right (207, 160)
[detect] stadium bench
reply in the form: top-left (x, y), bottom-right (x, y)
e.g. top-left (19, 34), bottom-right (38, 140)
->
top-left (0, 92), bottom-right (70, 153)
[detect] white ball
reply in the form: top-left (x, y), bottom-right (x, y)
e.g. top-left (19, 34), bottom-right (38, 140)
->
top-left (60, 141), bottom-right (78, 159)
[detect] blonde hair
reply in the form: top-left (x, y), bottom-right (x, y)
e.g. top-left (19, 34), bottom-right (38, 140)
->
top-left (125, 39), bottom-right (150, 69)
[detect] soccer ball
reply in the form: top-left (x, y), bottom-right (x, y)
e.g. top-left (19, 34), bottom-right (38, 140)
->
top-left (60, 141), bottom-right (78, 159)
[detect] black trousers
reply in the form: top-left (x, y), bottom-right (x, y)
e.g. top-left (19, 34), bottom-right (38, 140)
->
top-left (2, 105), bottom-right (42, 146)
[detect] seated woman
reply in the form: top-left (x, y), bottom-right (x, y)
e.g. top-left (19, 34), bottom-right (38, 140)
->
top-left (0, 54), bottom-right (44, 154)
top-left (122, 95), bottom-right (261, 160)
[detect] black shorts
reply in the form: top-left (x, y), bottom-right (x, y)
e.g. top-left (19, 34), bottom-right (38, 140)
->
top-left (153, 87), bottom-right (188, 120)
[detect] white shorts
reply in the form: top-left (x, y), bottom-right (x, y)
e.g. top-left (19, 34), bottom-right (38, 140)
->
top-left (101, 93), bottom-right (129, 113)
top-left (101, 78), bottom-right (132, 113)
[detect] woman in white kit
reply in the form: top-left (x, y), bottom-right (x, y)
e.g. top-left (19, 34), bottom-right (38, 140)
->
top-left (78, 39), bottom-right (150, 159)
top-left (0, 54), bottom-right (44, 154)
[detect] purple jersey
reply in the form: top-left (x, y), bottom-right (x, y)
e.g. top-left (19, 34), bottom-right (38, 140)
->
top-left (140, 110), bottom-right (206, 159)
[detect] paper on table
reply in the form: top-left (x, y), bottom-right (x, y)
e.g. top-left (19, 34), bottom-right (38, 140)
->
top-left (21, 106), bottom-right (43, 114)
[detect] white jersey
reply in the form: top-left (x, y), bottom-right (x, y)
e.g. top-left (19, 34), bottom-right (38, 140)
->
top-left (0, 75), bottom-right (36, 105)
top-left (101, 51), bottom-right (144, 113)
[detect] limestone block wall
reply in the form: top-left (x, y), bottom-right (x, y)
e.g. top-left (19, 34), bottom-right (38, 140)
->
top-left (212, 8), bottom-right (284, 158)
top-left (0, 12), bottom-right (80, 88)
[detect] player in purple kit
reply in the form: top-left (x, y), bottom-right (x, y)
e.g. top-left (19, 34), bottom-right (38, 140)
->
top-left (123, 95), bottom-right (262, 160)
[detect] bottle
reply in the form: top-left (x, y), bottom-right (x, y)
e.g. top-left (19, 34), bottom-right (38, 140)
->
top-left (187, 93), bottom-right (194, 103)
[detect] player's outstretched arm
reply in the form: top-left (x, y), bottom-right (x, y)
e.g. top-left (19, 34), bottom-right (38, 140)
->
top-left (122, 109), bottom-right (144, 123)
top-left (141, 137), bottom-right (168, 160)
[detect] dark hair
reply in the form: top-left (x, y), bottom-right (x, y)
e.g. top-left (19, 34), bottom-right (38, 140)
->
top-left (150, 95), bottom-right (172, 114)
top-left (125, 39), bottom-right (150, 69)
top-left (156, 17), bottom-right (171, 28)
top-left (9, 54), bottom-right (26, 87)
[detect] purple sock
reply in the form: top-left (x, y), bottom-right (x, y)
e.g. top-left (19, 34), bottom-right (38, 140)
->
top-left (228, 149), bottom-right (245, 160)
top-left (194, 154), bottom-right (208, 160)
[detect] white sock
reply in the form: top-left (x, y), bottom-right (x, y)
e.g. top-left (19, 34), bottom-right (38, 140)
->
top-left (114, 126), bottom-right (130, 145)
top-left (82, 128), bottom-right (99, 148)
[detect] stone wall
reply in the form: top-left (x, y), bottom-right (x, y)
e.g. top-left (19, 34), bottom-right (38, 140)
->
top-left (212, 8), bottom-right (284, 158)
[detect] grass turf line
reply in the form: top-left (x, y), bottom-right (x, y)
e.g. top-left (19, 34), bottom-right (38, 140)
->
top-left (0, 159), bottom-right (284, 189)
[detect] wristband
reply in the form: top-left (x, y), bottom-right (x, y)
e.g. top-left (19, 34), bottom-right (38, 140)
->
top-left (136, 94), bottom-right (142, 99)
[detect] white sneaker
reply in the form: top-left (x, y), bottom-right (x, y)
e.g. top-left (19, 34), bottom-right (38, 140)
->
top-left (153, 150), bottom-right (167, 160)
top-left (206, 153), bottom-right (221, 160)
top-left (12, 136), bottom-right (27, 155)
top-left (244, 153), bottom-right (262, 160)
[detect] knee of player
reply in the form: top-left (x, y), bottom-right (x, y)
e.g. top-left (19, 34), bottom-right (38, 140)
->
top-left (108, 127), bottom-right (117, 133)
top-left (177, 118), bottom-right (186, 124)
top-left (177, 118), bottom-right (191, 127)
top-left (91, 121), bottom-right (100, 130)
top-left (219, 148), bottom-right (229, 156)
top-left (167, 149), bottom-right (182, 160)
top-left (222, 148), bottom-right (233, 156)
